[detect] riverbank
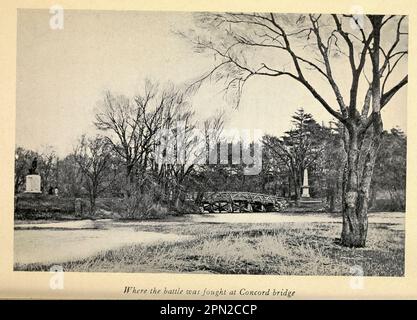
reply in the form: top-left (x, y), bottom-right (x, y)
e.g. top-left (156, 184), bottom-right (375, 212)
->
top-left (14, 212), bottom-right (404, 276)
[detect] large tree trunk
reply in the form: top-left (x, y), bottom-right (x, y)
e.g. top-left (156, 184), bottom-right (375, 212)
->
top-left (292, 171), bottom-right (300, 203)
top-left (341, 126), bottom-right (364, 247)
top-left (328, 185), bottom-right (336, 213)
top-left (369, 186), bottom-right (377, 210)
top-left (341, 119), bottom-right (382, 247)
top-left (89, 191), bottom-right (97, 216)
top-left (340, 15), bottom-right (385, 247)
top-left (123, 163), bottom-right (135, 198)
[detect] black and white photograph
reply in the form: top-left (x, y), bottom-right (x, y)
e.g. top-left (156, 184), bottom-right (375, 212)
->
top-left (13, 9), bottom-right (407, 277)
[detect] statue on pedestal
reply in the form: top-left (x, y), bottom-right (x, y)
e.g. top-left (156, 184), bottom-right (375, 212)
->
top-left (28, 157), bottom-right (38, 174)
top-left (25, 157), bottom-right (41, 193)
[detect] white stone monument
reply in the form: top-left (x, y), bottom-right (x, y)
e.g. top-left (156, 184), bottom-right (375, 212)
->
top-left (25, 174), bottom-right (41, 193)
top-left (25, 157), bottom-right (42, 193)
top-left (301, 168), bottom-right (310, 198)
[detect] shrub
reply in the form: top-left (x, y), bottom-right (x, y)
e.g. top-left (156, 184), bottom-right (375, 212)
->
top-left (114, 182), bottom-right (171, 220)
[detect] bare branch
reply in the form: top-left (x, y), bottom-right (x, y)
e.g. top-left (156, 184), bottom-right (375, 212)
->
top-left (381, 75), bottom-right (408, 108)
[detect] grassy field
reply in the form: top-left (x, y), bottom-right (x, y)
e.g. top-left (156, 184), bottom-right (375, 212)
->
top-left (16, 220), bottom-right (404, 276)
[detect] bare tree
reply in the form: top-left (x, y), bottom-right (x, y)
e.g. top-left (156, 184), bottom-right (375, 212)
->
top-left (191, 110), bottom-right (226, 202)
top-left (57, 153), bottom-right (85, 197)
top-left (94, 81), bottom-right (167, 193)
top-left (38, 145), bottom-right (57, 192)
top-left (203, 110), bottom-right (226, 159)
top-left (183, 13), bottom-right (408, 247)
top-left (74, 135), bottom-right (113, 214)
top-left (152, 94), bottom-right (197, 202)
top-left (154, 99), bottom-right (226, 207)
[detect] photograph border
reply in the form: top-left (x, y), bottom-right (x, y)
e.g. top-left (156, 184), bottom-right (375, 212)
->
top-left (0, 0), bottom-right (416, 299)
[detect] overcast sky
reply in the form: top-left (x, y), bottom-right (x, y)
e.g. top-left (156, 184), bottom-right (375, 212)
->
top-left (16, 10), bottom-right (408, 157)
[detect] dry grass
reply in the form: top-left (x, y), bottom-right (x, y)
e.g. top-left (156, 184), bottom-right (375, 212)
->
top-left (16, 221), bottom-right (404, 276)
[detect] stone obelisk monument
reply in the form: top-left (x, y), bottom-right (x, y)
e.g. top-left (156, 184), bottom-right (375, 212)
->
top-left (301, 168), bottom-right (310, 198)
